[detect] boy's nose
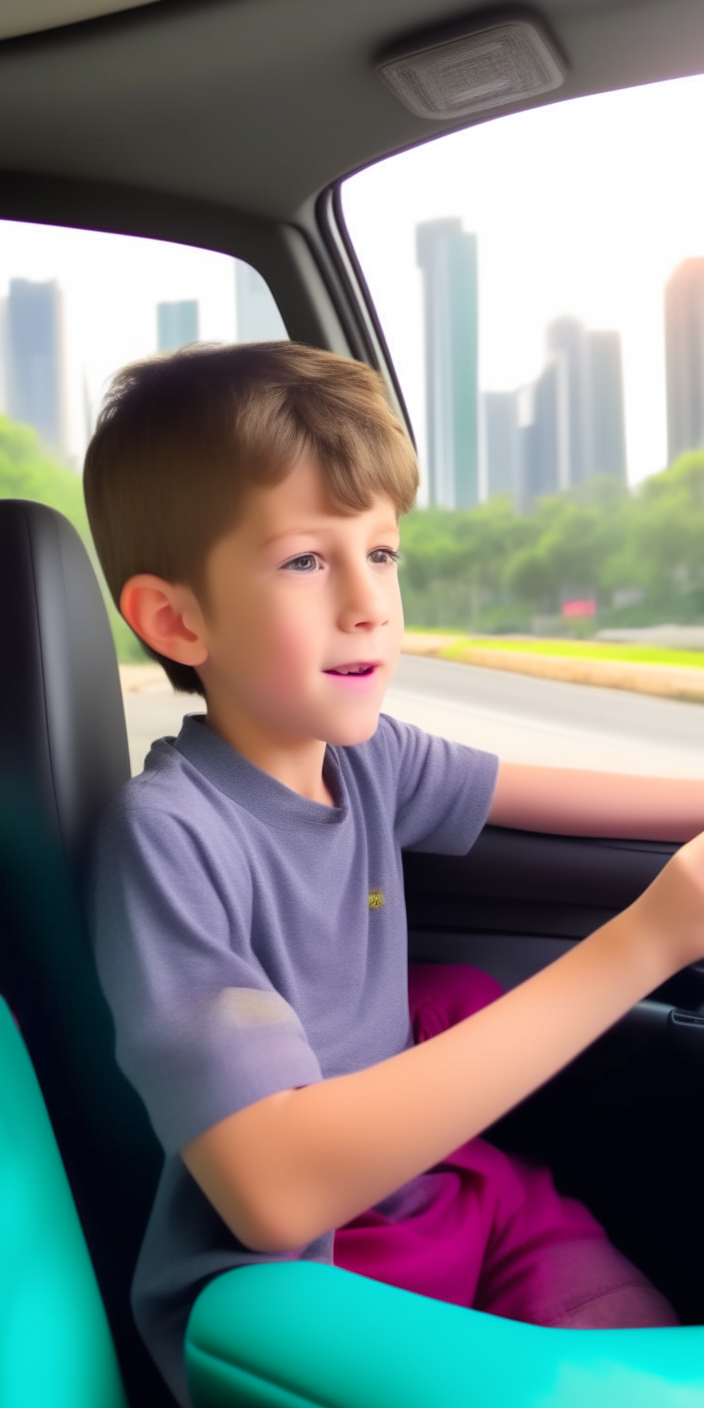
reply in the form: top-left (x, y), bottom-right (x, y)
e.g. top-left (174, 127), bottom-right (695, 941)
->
top-left (337, 567), bottom-right (388, 632)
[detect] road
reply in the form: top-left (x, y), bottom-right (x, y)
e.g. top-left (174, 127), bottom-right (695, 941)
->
top-left (122, 653), bottom-right (704, 778)
top-left (385, 654), bottom-right (704, 777)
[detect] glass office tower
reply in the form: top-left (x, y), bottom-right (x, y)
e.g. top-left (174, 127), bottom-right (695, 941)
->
top-left (416, 218), bottom-right (479, 508)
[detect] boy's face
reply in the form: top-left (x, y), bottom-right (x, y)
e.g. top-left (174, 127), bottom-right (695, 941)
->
top-left (192, 454), bottom-right (404, 747)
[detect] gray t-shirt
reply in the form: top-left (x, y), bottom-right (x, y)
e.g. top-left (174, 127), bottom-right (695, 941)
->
top-left (91, 713), bottom-right (498, 1405)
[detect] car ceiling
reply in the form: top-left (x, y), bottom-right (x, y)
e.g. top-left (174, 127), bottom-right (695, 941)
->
top-left (0, 0), bottom-right (160, 43)
top-left (0, 0), bottom-right (703, 225)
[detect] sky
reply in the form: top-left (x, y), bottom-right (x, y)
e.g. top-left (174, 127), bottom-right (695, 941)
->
top-left (343, 73), bottom-right (704, 499)
top-left (1, 73), bottom-right (703, 485)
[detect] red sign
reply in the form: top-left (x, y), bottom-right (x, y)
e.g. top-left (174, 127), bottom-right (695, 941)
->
top-left (561, 599), bottom-right (596, 618)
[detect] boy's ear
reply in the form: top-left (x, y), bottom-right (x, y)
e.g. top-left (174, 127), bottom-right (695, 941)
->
top-left (120, 575), bottom-right (209, 668)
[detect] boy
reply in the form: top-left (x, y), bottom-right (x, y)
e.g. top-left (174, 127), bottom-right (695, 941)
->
top-left (86, 343), bottom-right (704, 1407)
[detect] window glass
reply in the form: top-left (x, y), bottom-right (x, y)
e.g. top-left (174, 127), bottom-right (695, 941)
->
top-left (342, 76), bottom-right (704, 778)
top-left (0, 222), bottom-right (287, 771)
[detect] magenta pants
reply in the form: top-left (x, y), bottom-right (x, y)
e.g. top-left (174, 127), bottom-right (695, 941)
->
top-left (334, 963), bottom-right (677, 1329)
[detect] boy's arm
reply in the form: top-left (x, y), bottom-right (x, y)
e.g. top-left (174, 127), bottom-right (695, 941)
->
top-left (488, 762), bottom-right (704, 841)
top-left (182, 831), bottom-right (704, 1255)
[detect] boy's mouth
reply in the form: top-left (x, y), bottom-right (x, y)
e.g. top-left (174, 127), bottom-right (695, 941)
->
top-left (323, 662), bottom-right (382, 690)
top-left (324, 662), bottom-right (377, 676)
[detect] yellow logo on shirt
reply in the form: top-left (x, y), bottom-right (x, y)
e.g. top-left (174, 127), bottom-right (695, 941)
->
top-left (368, 890), bottom-right (384, 909)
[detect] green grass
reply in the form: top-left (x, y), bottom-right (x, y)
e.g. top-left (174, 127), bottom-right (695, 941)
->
top-left (418, 634), bottom-right (704, 671)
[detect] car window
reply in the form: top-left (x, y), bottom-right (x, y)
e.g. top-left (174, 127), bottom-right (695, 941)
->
top-left (341, 75), bottom-right (704, 781)
top-left (0, 222), bottom-right (287, 772)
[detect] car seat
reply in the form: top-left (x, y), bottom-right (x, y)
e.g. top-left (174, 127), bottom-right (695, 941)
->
top-left (0, 499), bottom-right (174, 1408)
top-left (0, 993), bottom-right (127, 1408)
top-left (1, 499), bottom-right (702, 1408)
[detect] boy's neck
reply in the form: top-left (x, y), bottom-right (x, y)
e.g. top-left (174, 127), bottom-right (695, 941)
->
top-left (204, 700), bottom-right (335, 807)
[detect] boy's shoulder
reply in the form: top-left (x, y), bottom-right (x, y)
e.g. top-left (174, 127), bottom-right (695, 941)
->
top-left (95, 723), bottom-right (236, 858)
top-left (106, 731), bottom-right (201, 816)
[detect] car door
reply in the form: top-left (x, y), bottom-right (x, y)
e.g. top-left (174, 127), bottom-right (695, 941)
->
top-left (321, 78), bottom-right (704, 1326)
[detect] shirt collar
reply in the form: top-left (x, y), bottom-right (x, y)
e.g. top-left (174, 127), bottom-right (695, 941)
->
top-left (169, 714), bottom-right (348, 828)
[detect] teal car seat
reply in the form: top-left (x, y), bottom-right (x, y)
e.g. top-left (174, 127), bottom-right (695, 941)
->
top-left (185, 1262), bottom-right (704, 1408)
top-left (0, 995), bottom-right (127, 1408)
top-left (0, 500), bottom-right (702, 1408)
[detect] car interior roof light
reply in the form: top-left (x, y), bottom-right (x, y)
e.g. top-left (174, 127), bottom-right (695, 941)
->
top-left (376, 16), bottom-right (566, 121)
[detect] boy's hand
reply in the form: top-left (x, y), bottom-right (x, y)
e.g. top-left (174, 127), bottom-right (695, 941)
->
top-left (182, 829), bottom-right (704, 1256)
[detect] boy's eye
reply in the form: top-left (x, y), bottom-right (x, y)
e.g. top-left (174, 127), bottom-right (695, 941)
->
top-left (369, 548), bottom-right (401, 566)
top-left (283, 553), bottom-right (320, 572)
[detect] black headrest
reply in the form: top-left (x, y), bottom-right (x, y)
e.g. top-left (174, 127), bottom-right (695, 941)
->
top-left (0, 499), bottom-right (130, 859)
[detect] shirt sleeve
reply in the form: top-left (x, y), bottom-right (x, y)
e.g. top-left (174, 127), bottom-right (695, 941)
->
top-left (89, 797), bottom-right (323, 1155)
top-left (378, 714), bottom-right (499, 855)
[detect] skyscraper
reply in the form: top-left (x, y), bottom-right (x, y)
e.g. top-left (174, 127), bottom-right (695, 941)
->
top-left (545, 317), bottom-right (626, 487)
top-left (546, 317), bottom-right (589, 486)
top-left (665, 257), bottom-right (704, 462)
top-left (483, 391), bottom-right (518, 500)
top-left (535, 354), bottom-right (571, 495)
top-left (234, 261), bottom-right (287, 342)
top-left (5, 279), bottom-right (67, 454)
top-left (416, 219), bottom-right (479, 509)
top-left (514, 356), bottom-right (569, 511)
top-left (513, 319), bottom-right (625, 510)
top-left (587, 330), bottom-right (626, 480)
top-left (157, 300), bottom-right (199, 351)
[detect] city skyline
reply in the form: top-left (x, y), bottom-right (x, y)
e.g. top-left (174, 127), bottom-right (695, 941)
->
top-left (0, 230), bottom-right (288, 466)
top-left (415, 214), bottom-right (629, 513)
top-left (0, 208), bottom-right (701, 502)
top-left (342, 73), bottom-right (704, 501)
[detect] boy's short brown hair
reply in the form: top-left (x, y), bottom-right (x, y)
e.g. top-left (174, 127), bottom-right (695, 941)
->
top-left (84, 341), bottom-right (419, 695)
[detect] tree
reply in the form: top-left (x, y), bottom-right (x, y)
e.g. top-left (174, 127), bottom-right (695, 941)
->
top-left (398, 454), bottom-right (704, 631)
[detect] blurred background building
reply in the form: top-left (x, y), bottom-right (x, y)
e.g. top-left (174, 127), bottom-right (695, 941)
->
top-left (545, 318), bottom-right (587, 486)
top-left (485, 316), bottom-right (626, 512)
top-left (665, 257), bottom-right (704, 461)
top-left (416, 218), bottom-right (479, 509)
top-left (588, 329), bottom-right (627, 481)
top-left (2, 278), bottom-right (68, 456)
top-left (514, 355), bottom-right (570, 511)
top-left (483, 390), bottom-right (517, 499)
top-left (234, 260), bottom-right (287, 342)
top-left (157, 299), bottom-right (199, 351)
